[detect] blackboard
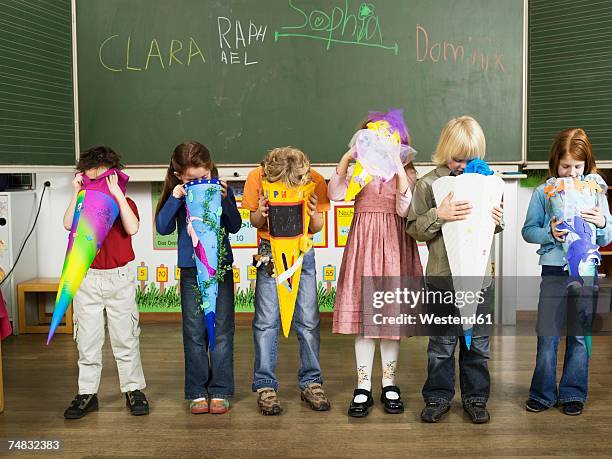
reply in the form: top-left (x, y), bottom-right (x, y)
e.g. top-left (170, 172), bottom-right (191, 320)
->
top-left (0, 0), bottom-right (75, 166)
top-left (268, 203), bottom-right (304, 238)
top-left (528, 0), bottom-right (612, 163)
top-left (76, 0), bottom-right (524, 166)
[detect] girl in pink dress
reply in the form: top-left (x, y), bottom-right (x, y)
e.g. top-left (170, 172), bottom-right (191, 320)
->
top-left (329, 111), bottom-right (423, 417)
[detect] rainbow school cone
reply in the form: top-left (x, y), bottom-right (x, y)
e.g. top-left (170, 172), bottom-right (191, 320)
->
top-left (263, 180), bottom-right (316, 337)
top-left (432, 164), bottom-right (504, 348)
top-left (185, 179), bottom-right (222, 351)
top-left (48, 170), bottom-right (128, 344)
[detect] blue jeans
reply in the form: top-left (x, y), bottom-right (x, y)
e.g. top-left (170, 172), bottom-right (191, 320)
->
top-left (422, 335), bottom-right (491, 405)
top-left (180, 267), bottom-right (235, 400)
top-left (529, 265), bottom-right (591, 407)
top-left (252, 246), bottom-right (322, 391)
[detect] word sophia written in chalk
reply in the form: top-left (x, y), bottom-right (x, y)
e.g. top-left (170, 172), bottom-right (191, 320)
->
top-left (275, 0), bottom-right (398, 55)
top-left (416, 24), bottom-right (506, 73)
top-left (98, 35), bottom-right (206, 72)
top-left (217, 17), bottom-right (267, 65)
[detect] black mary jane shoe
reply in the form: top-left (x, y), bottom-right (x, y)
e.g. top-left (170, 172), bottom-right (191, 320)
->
top-left (380, 385), bottom-right (404, 414)
top-left (348, 388), bottom-right (374, 418)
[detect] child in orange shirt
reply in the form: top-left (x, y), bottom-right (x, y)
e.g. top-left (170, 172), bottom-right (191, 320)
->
top-left (242, 147), bottom-right (331, 415)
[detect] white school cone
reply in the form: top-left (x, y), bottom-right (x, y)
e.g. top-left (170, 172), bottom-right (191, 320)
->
top-left (432, 174), bottom-right (504, 348)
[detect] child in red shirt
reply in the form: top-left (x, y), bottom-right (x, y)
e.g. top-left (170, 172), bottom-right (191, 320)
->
top-left (62, 146), bottom-right (148, 419)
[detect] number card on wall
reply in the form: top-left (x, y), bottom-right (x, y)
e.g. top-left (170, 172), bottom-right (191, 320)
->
top-left (334, 205), bottom-right (355, 248)
top-left (312, 211), bottom-right (328, 248)
top-left (229, 206), bottom-right (258, 248)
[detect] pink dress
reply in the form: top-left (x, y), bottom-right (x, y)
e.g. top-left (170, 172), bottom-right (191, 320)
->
top-left (329, 167), bottom-right (423, 338)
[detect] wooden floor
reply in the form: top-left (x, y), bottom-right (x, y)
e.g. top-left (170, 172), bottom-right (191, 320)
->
top-left (2, 324), bottom-right (612, 458)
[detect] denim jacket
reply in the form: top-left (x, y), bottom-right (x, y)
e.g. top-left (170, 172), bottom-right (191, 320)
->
top-left (521, 182), bottom-right (612, 266)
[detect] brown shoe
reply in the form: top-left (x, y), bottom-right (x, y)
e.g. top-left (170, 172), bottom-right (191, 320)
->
top-left (256, 388), bottom-right (282, 416)
top-left (301, 383), bottom-right (331, 411)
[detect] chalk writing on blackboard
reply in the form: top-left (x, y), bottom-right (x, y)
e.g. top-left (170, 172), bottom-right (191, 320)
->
top-left (218, 17), bottom-right (267, 66)
top-left (275, 0), bottom-right (399, 55)
top-left (416, 25), bottom-right (506, 73)
top-left (98, 35), bottom-right (206, 72)
top-left (268, 203), bottom-right (304, 238)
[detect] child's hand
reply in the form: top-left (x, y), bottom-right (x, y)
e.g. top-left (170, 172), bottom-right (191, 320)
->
top-left (172, 184), bottom-right (187, 199)
top-left (551, 217), bottom-right (569, 242)
top-left (307, 193), bottom-right (318, 216)
top-left (257, 190), bottom-right (269, 218)
top-left (492, 203), bottom-right (504, 226)
top-left (342, 146), bottom-right (356, 162)
top-left (581, 201), bottom-right (606, 228)
top-left (436, 192), bottom-right (472, 221)
top-left (220, 179), bottom-right (228, 199)
top-left (106, 173), bottom-right (124, 200)
top-left (72, 173), bottom-right (83, 193)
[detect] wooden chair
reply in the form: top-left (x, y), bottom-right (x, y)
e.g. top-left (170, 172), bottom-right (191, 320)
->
top-left (17, 278), bottom-right (72, 334)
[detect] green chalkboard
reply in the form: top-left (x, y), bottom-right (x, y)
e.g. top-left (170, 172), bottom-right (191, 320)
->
top-left (0, 0), bottom-right (75, 166)
top-left (528, 0), bottom-right (612, 163)
top-left (76, 0), bottom-right (524, 166)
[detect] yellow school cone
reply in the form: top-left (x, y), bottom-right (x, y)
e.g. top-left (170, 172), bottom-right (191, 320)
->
top-left (262, 180), bottom-right (316, 337)
top-left (345, 160), bottom-right (373, 202)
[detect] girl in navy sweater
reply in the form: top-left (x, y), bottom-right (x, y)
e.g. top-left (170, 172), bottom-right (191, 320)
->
top-left (156, 141), bottom-right (241, 414)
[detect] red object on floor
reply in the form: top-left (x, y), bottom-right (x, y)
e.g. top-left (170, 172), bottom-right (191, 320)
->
top-left (0, 289), bottom-right (12, 340)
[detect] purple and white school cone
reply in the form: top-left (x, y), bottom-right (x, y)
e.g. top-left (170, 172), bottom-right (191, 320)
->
top-left (432, 172), bottom-right (504, 348)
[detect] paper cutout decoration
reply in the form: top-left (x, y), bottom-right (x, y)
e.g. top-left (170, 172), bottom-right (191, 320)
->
top-left (48, 169), bottom-right (128, 344)
top-left (544, 174), bottom-right (606, 285)
top-left (263, 180), bottom-right (316, 337)
top-left (544, 174), bottom-right (607, 356)
top-left (185, 179), bottom-right (223, 351)
top-left (345, 109), bottom-right (417, 201)
top-left (432, 169), bottom-right (504, 349)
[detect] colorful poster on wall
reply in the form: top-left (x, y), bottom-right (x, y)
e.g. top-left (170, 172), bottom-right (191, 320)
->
top-left (151, 182), bottom-right (178, 250)
top-left (334, 205), bottom-right (355, 248)
top-left (229, 206), bottom-right (259, 248)
top-left (312, 211), bottom-right (328, 248)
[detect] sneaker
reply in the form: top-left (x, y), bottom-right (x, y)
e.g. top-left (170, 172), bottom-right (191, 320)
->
top-left (463, 401), bottom-right (490, 424)
top-left (125, 390), bottom-right (149, 416)
top-left (256, 387), bottom-right (282, 416)
top-left (64, 394), bottom-right (98, 419)
top-left (562, 401), bottom-right (584, 416)
top-left (301, 383), bottom-right (331, 411)
top-left (210, 398), bottom-right (230, 415)
top-left (420, 401), bottom-right (450, 423)
top-left (525, 398), bottom-right (550, 413)
top-left (190, 398), bottom-right (209, 414)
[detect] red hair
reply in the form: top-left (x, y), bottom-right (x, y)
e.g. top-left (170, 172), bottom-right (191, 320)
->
top-left (548, 128), bottom-right (597, 177)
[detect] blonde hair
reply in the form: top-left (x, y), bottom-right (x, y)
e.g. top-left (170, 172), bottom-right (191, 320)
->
top-left (262, 147), bottom-right (311, 186)
top-left (431, 116), bottom-right (486, 166)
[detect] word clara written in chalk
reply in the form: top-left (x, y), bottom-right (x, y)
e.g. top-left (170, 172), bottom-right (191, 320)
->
top-left (275, 0), bottom-right (399, 55)
top-left (217, 17), bottom-right (267, 65)
top-left (98, 35), bottom-right (206, 72)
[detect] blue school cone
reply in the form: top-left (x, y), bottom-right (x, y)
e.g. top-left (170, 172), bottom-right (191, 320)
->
top-left (204, 310), bottom-right (216, 352)
top-left (184, 179), bottom-right (222, 352)
top-left (464, 328), bottom-right (473, 350)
